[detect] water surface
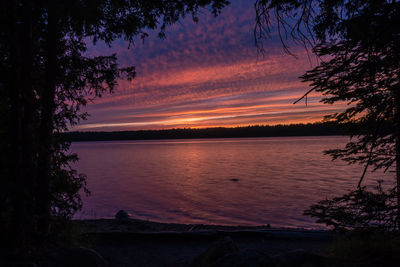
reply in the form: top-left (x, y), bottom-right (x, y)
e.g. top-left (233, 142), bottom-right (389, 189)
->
top-left (71, 136), bottom-right (393, 228)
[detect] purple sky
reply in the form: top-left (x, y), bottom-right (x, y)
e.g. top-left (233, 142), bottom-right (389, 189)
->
top-left (74, 0), bottom-right (344, 131)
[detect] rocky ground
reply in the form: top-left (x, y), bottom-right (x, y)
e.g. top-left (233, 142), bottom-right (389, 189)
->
top-left (4, 218), bottom-right (396, 266)
top-left (74, 218), bottom-right (336, 267)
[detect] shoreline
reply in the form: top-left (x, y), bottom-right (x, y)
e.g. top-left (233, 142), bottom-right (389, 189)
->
top-left (76, 218), bottom-right (334, 240)
top-left (69, 134), bottom-right (346, 143)
top-left (67, 122), bottom-right (348, 142)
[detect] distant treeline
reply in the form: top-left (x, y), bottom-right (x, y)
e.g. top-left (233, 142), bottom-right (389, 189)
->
top-left (66, 122), bottom-right (353, 142)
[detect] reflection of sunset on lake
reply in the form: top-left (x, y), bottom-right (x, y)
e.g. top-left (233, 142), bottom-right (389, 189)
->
top-left (74, 0), bottom-right (344, 131)
top-left (73, 137), bottom-right (394, 228)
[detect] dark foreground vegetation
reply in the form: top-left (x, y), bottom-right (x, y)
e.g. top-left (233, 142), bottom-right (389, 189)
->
top-left (76, 219), bottom-right (400, 267)
top-left (0, 0), bottom-right (229, 258)
top-left (67, 122), bottom-right (348, 142)
top-left (3, 217), bottom-right (400, 266)
top-left (1, 0), bottom-right (400, 266)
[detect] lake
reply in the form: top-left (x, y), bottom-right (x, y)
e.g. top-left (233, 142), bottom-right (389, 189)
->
top-left (71, 136), bottom-right (393, 229)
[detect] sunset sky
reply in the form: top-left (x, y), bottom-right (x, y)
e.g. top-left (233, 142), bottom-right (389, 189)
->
top-left (74, 0), bottom-right (345, 131)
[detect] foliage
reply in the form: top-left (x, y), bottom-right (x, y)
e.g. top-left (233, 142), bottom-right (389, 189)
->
top-left (255, 0), bottom-right (399, 178)
top-left (255, 0), bottom-right (400, 229)
top-left (304, 181), bottom-right (398, 232)
top-left (328, 233), bottom-right (400, 265)
top-left (300, 2), bottom-right (400, 183)
top-left (0, 0), bottom-right (228, 251)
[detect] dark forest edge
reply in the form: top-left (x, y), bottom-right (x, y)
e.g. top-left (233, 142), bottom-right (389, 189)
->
top-left (66, 121), bottom-right (352, 142)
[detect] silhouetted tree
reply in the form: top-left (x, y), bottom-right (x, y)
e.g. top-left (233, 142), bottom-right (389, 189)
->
top-left (255, 0), bottom-right (400, 228)
top-left (0, 0), bottom-right (228, 252)
top-left (304, 181), bottom-right (398, 232)
top-left (66, 122), bottom-right (347, 141)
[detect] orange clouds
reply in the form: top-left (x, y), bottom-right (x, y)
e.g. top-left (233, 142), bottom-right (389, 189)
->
top-left (74, 0), bottom-right (342, 131)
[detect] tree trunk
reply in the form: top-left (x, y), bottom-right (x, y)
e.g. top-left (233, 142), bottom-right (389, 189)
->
top-left (395, 88), bottom-right (400, 230)
top-left (20, 0), bottom-right (35, 244)
top-left (37, 2), bottom-right (57, 235)
top-left (8, 0), bottom-right (35, 250)
top-left (9, 0), bottom-right (24, 248)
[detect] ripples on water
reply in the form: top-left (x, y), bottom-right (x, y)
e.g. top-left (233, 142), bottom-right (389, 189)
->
top-left (71, 136), bottom-right (394, 229)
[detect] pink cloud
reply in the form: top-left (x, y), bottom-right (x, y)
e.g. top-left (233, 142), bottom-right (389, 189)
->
top-left (75, 0), bottom-right (340, 131)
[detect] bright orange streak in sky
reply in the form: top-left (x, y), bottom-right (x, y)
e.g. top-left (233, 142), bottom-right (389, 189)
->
top-left (74, 0), bottom-right (344, 131)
